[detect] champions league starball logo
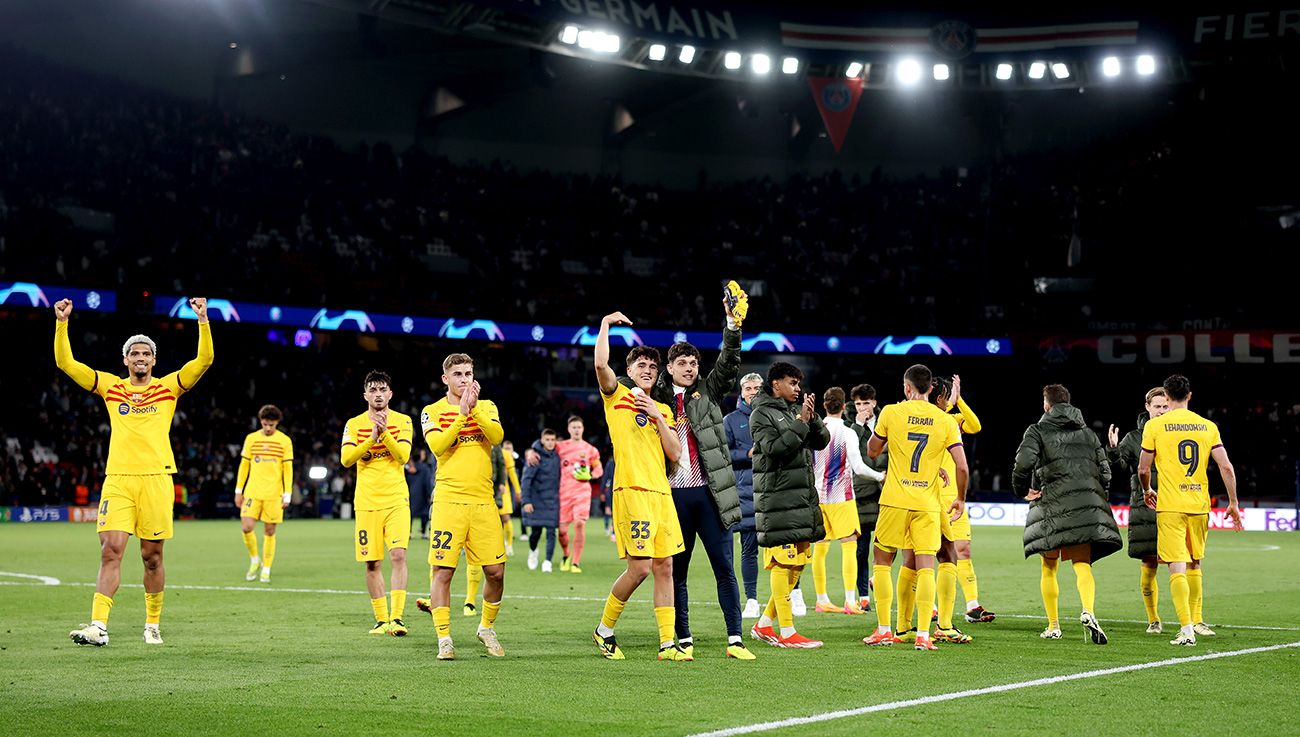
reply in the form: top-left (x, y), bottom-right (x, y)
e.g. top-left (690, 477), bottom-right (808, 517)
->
top-left (930, 20), bottom-right (977, 60)
top-left (821, 82), bottom-right (853, 113)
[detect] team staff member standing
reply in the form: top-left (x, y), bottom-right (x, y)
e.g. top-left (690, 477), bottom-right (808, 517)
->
top-left (1012, 384), bottom-right (1119, 645)
top-left (653, 280), bottom-right (752, 660)
top-left (421, 353), bottom-right (507, 660)
top-left (59, 297), bottom-right (213, 647)
top-left (341, 371), bottom-right (413, 637)
top-left (724, 372), bottom-right (764, 618)
top-left (235, 404), bottom-right (294, 583)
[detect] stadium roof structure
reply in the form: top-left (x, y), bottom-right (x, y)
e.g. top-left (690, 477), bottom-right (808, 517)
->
top-left (304, 1), bottom-right (1300, 89)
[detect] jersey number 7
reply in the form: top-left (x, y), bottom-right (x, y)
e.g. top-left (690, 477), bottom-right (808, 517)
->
top-left (906, 432), bottom-right (929, 474)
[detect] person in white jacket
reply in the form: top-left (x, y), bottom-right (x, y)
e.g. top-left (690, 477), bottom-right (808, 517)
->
top-left (809, 387), bottom-right (885, 615)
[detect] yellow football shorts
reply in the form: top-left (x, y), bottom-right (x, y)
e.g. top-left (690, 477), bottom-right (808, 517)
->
top-left (938, 491), bottom-right (971, 541)
top-left (820, 500), bottom-right (861, 540)
top-left (875, 505), bottom-right (940, 556)
top-left (97, 474), bottom-right (174, 540)
top-left (354, 504), bottom-right (410, 561)
top-left (763, 542), bottom-right (811, 570)
top-left (241, 497), bottom-right (285, 525)
top-left (613, 487), bottom-right (684, 559)
top-left (1157, 511), bottom-right (1208, 564)
top-left (429, 500), bottom-right (507, 567)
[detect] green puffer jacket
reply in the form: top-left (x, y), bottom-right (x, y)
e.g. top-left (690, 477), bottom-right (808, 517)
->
top-left (648, 326), bottom-right (743, 530)
top-left (1011, 403), bottom-right (1121, 561)
top-left (1108, 411), bottom-right (1159, 560)
top-left (750, 388), bottom-right (831, 547)
top-left (846, 419), bottom-right (887, 533)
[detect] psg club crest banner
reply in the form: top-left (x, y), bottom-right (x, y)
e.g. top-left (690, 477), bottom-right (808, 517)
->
top-left (807, 76), bottom-right (864, 153)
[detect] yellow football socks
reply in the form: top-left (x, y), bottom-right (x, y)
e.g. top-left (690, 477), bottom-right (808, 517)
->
top-left (1188, 568), bottom-right (1204, 623)
top-left (371, 596), bottom-right (390, 623)
top-left (502, 519), bottom-right (513, 547)
top-left (956, 558), bottom-right (979, 604)
top-left (242, 530), bottom-right (259, 558)
top-left (1073, 562), bottom-right (1096, 613)
top-left (480, 599), bottom-right (501, 630)
top-left (1040, 557), bottom-right (1060, 626)
top-left (873, 564), bottom-right (893, 630)
top-left (390, 590), bottom-right (406, 621)
top-left (896, 566), bottom-right (917, 630)
top-left (1140, 565), bottom-right (1160, 623)
top-left (937, 562), bottom-right (958, 629)
top-left (1171, 571), bottom-right (1192, 627)
top-left (811, 543), bottom-right (830, 598)
top-left (653, 606), bottom-right (675, 645)
top-left (262, 535), bottom-right (277, 569)
top-left (465, 565), bottom-right (482, 607)
top-left (433, 606), bottom-right (451, 638)
top-left (914, 567), bottom-right (936, 633)
top-left (770, 566), bottom-right (795, 629)
top-left (144, 591), bottom-right (164, 625)
top-left (841, 540), bottom-right (858, 601)
top-left (91, 592), bottom-right (114, 625)
top-left (601, 594), bottom-right (627, 630)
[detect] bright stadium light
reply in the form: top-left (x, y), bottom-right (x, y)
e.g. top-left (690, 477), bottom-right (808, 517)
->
top-left (577, 29), bottom-right (595, 49)
top-left (782, 56), bottom-right (799, 75)
top-left (751, 53), bottom-right (771, 74)
top-left (845, 61), bottom-right (863, 78)
top-left (895, 58), bottom-right (922, 86)
top-left (723, 51), bottom-right (742, 70)
top-left (595, 32), bottom-right (620, 54)
top-left (648, 43), bottom-right (666, 61)
top-left (1102, 56), bottom-right (1121, 77)
top-left (1028, 61), bottom-right (1046, 79)
top-left (559, 25), bottom-right (579, 45)
top-left (679, 45), bottom-right (695, 64)
top-left (995, 63), bottom-right (1014, 80)
top-left (933, 63), bottom-right (950, 81)
top-left (1051, 62), bottom-right (1070, 79)
top-left (1136, 54), bottom-right (1156, 75)
top-left (308, 466), bottom-right (327, 480)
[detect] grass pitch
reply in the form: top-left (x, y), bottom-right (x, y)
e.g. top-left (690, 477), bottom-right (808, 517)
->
top-left (3, 520), bottom-right (1298, 736)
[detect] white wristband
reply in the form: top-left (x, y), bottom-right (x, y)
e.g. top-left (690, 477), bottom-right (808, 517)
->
top-left (282, 492), bottom-right (292, 504)
top-left (725, 316), bottom-right (737, 331)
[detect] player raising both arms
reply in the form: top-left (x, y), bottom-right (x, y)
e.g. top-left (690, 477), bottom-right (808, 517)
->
top-left (235, 405), bottom-right (294, 583)
top-left (420, 354), bottom-right (507, 660)
top-left (1138, 374), bottom-right (1241, 646)
top-left (57, 297), bottom-right (214, 647)
top-left (591, 312), bottom-right (689, 661)
top-left (341, 371), bottom-right (413, 637)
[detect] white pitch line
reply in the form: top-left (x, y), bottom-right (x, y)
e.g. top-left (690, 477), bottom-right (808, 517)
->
top-left (685, 641), bottom-right (1300, 737)
top-left (6, 578), bottom-right (1299, 632)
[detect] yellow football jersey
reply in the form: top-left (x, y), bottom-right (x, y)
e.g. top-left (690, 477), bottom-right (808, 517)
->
top-left (874, 399), bottom-right (962, 512)
top-left (938, 399), bottom-right (981, 506)
top-left (238, 429), bottom-right (294, 500)
top-left (1141, 407), bottom-right (1223, 514)
top-left (342, 411), bottom-right (413, 510)
top-left (55, 320), bottom-right (213, 476)
top-left (603, 383), bottom-right (675, 495)
top-left (420, 397), bottom-right (504, 504)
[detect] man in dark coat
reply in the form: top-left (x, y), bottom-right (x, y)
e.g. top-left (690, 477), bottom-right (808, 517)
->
top-left (1012, 384), bottom-right (1120, 645)
top-left (651, 280), bottom-right (751, 660)
top-left (724, 372), bottom-right (764, 618)
top-left (521, 429), bottom-right (561, 572)
top-left (749, 361), bottom-right (830, 649)
top-left (405, 448), bottom-right (435, 539)
top-left (845, 383), bottom-right (886, 611)
top-left (1107, 386), bottom-right (1169, 634)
